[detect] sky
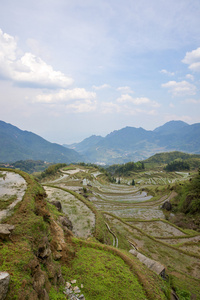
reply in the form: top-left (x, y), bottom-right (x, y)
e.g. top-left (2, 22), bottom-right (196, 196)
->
top-left (0, 0), bottom-right (200, 144)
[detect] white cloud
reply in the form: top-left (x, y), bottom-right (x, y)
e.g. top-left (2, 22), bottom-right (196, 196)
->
top-left (162, 80), bottom-right (196, 96)
top-left (117, 86), bottom-right (134, 93)
top-left (0, 28), bottom-right (73, 88)
top-left (101, 102), bottom-right (121, 114)
top-left (182, 47), bottom-right (200, 72)
top-left (35, 88), bottom-right (96, 103)
top-left (65, 99), bottom-right (97, 113)
top-left (117, 94), bottom-right (150, 105)
top-left (116, 94), bottom-right (160, 107)
top-left (92, 84), bottom-right (110, 90)
top-left (160, 69), bottom-right (175, 76)
top-left (184, 98), bottom-right (200, 104)
top-left (186, 74), bottom-right (194, 81)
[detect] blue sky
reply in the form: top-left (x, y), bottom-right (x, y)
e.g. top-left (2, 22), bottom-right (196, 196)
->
top-left (0, 0), bottom-right (200, 144)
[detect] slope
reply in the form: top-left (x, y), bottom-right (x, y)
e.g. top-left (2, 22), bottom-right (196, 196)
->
top-left (0, 120), bottom-right (83, 163)
top-left (69, 121), bottom-right (200, 164)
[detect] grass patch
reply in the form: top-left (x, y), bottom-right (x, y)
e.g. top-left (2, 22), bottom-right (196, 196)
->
top-left (0, 194), bottom-right (17, 209)
top-left (62, 246), bottom-right (148, 300)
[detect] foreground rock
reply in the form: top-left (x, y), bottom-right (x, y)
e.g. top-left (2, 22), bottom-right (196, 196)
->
top-left (59, 216), bottom-right (73, 231)
top-left (161, 201), bottom-right (172, 211)
top-left (129, 249), bottom-right (166, 278)
top-left (0, 272), bottom-right (10, 300)
top-left (0, 224), bottom-right (15, 240)
top-left (63, 280), bottom-right (85, 300)
top-left (51, 201), bottom-right (62, 212)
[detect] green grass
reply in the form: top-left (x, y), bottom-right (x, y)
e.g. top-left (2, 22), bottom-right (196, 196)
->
top-left (0, 194), bottom-right (17, 209)
top-left (0, 168), bottom-right (51, 299)
top-left (62, 246), bottom-right (148, 300)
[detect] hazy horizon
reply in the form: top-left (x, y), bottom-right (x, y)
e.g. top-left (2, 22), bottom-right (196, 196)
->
top-left (1, 1), bottom-right (200, 144)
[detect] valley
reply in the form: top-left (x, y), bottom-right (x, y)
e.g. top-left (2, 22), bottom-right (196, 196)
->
top-left (0, 162), bottom-right (200, 299)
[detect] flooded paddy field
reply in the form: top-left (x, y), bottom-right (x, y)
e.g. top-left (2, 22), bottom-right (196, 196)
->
top-left (43, 166), bottom-right (200, 293)
top-left (1, 165), bottom-right (199, 297)
top-left (44, 186), bottom-right (95, 238)
top-left (0, 171), bottom-right (27, 221)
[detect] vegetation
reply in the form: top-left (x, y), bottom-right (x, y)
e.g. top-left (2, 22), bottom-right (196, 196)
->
top-left (0, 195), bottom-right (17, 209)
top-left (106, 161), bottom-right (144, 176)
top-left (39, 163), bottom-right (67, 179)
top-left (144, 151), bottom-right (200, 170)
top-left (1, 157), bottom-right (200, 299)
top-left (0, 168), bottom-right (50, 299)
top-left (173, 171), bottom-right (200, 214)
top-left (164, 160), bottom-right (190, 172)
top-left (62, 245), bottom-right (149, 300)
top-left (12, 160), bottom-right (50, 173)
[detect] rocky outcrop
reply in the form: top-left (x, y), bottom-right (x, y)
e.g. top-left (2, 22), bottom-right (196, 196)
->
top-left (63, 280), bottom-right (85, 300)
top-left (37, 236), bottom-right (52, 259)
top-left (51, 201), bottom-right (62, 212)
top-left (0, 272), bottom-right (10, 300)
top-left (0, 224), bottom-right (15, 240)
top-left (161, 201), bottom-right (172, 211)
top-left (129, 249), bottom-right (166, 278)
top-left (59, 216), bottom-right (73, 231)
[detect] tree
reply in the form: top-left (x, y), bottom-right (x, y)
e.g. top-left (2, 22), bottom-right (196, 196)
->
top-left (131, 179), bottom-right (135, 186)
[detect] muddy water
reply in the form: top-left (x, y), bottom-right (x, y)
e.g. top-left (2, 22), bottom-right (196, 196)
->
top-left (0, 171), bottom-right (26, 221)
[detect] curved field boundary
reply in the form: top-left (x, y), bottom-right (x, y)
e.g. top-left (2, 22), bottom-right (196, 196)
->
top-left (44, 184), bottom-right (109, 244)
top-left (73, 238), bottom-right (167, 300)
top-left (91, 191), bottom-right (171, 207)
top-left (105, 222), bottom-right (118, 247)
top-left (103, 212), bottom-right (200, 259)
top-left (123, 218), bottom-right (199, 237)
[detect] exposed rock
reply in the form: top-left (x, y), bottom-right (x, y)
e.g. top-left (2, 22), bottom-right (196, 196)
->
top-left (59, 216), bottom-right (73, 231)
top-left (53, 251), bottom-right (62, 260)
top-left (51, 201), bottom-right (62, 212)
top-left (161, 201), bottom-right (172, 211)
top-left (0, 224), bottom-right (15, 240)
top-left (71, 280), bottom-right (76, 284)
top-left (41, 288), bottom-right (49, 300)
top-left (129, 249), bottom-right (166, 278)
top-left (73, 286), bottom-right (81, 293)
top-left (64, 281), bottom-right (85, 300)
top-left (0, 272), bottom-right (10, 300)
top-left (66, 282), bottom-right (71, 289)
top-left (37, 237), bottom-right (51, 259)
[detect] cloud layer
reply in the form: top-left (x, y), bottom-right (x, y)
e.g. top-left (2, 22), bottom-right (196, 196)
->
top-left (182, 47), bottom-right (200, 72)
top-left (0, 29), bottom-right (73, 88)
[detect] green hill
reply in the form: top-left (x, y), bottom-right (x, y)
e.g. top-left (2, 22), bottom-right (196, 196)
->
top-left (0, 120), bottom-right (83, 163)
top-left (67, 121), bottom-right (200, 165)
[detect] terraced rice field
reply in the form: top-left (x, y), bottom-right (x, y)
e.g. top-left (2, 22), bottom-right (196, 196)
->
top-left (43, 166), bottom-right (200, 297)
top-left (0, 171), bottom-right (27, 221)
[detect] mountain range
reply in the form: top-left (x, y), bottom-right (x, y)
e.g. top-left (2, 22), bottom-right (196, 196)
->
top-left (0, 120), bottom-right (200, 165)
top-left (65, 120), bottom-right (200, 164)
top-left (0, 120), bottom-right (82, 163)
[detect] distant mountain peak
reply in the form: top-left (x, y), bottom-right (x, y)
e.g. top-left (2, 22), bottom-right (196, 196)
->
top-left (154, 120), bottom-right (189, 134)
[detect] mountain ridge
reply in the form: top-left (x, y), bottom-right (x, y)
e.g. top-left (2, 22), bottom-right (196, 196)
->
top-left (0, 120), bottom-right (83, 163)
top-left (66, 120), bottom-right (200, 164)
top-left (1, 120), bottom-right (200, 165)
